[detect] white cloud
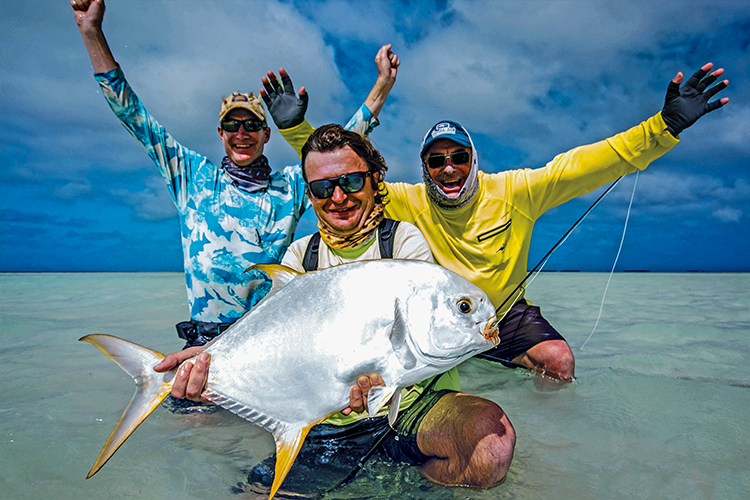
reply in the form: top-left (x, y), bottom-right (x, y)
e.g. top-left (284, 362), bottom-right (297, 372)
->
top-left (580, 170), bottom-right (749, 223)
top-left (55, 181), bottom-right (92, 200)
top-left (110, 175), bottom-right (177, 221)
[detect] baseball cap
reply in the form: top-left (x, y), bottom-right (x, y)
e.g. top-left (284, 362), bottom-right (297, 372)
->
top-left (219, 92), bottom-right (266, 123)
top-left (420, 120), bottom-right (471, 156)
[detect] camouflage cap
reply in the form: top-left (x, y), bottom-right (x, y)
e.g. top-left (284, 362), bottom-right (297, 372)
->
top-left (219, 92), bottom-right (266, 123)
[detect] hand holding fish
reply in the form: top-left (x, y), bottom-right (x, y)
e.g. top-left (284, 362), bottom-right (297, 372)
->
top-left (342, 374), bottom-right (386, 415)
top-left (153, 346), bottom-right (213, 404)
top-left (155, 346), bottom-right (384, 412)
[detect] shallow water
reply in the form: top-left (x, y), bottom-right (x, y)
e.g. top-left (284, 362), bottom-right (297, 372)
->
top-left (1, 272), bottom-right (748, 499)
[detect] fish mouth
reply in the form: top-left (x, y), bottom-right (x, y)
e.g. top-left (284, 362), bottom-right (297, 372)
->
top-left (415, 316), bottom-right (501, 366)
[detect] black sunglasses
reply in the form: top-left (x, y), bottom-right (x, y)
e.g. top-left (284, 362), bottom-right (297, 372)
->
top-left (308, 172), bottom-right (371, 199)
top-left (426, 150), bottom-right (471, 169)
top-left (220, 119), bottom-right (267, 133)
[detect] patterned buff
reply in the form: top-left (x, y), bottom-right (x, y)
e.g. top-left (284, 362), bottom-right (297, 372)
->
top-left (419, 121), bottom-right (479, 211)
top-left (222, 155), bottom-right (272, 193)
top-left (319, 203), bottom-right (385, 250)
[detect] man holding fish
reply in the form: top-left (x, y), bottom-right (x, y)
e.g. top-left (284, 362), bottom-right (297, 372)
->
top-left (157, 126), bottom-right (516, 494)
top-left (71, 0), bottom-right (397, 349)
top-left (281, 59), bottom-right (730, 382)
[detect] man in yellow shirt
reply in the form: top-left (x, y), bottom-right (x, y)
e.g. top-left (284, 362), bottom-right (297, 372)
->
top-left (279, 62), bottom-right (729, 382)
top-left (384, 63), bottom-right (729, 381)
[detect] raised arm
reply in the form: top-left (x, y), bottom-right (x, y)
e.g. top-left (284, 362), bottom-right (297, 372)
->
top-left (273, 44), bottom-right (400, 157)
top-left (71, 0), bottom-right (118, 73)
top-left (363, 43), bottom-right (400, 119)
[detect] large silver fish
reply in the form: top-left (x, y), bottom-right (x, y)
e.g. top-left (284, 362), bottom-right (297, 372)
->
top-left (81, 260), bottom-right (499, 499)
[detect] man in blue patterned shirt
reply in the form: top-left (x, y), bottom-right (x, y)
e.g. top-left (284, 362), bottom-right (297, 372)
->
top-left (71, 0), bottom-right (398, 346)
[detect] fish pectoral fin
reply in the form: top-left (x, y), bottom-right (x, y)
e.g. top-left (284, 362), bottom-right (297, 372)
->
top-left (245, 264), bottom-right (301, 296)
top-left (367, 385), bottom-right (398, 418)
top-left (270, 418), bottom-right (325, 500)
top-left (387, 390), bottom-right (403, 426)
top-left (79, 334), bottom-right (174, 479)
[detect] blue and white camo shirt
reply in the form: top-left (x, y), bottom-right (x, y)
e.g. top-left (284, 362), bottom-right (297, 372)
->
top-left (95, 68), bottom-right (377, 323)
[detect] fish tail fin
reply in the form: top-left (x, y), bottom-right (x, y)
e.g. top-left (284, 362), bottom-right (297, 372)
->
top-left (268, 418), bottom-right (325, 500)
top-left (79, 334), bottom-right (174, 479)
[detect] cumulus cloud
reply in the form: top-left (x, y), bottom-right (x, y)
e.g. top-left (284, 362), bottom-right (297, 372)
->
top-left (1, 0), bottom-right (748, 271)
top-left (581, 170), bottom-right (749, 224)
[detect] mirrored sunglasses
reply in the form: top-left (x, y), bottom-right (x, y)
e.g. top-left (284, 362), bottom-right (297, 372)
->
top-left (220, 119), bottom-right (267, 133)
top-left (307, 172), bottom-right (371, 199)
top-left (426, 150), bottom-right (471, 169)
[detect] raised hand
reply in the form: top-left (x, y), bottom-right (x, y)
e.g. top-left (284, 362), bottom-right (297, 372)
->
top-left (261, 68), bottom-right (308, 129)
top-left (70, 0), bottom-right (105, 31)
top-left (662, 62), bottom-right (729, 136)
top-left (375, 43), bottom-right (400, 85)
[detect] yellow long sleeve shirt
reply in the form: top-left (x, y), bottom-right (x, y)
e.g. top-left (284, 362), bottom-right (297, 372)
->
top-left (280, 112), bottom-right (679, 313)
top-left (385, 113), bottom-right (678, 312)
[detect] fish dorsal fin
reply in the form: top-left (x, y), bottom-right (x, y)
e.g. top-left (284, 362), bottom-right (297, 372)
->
top-left (390, 298), bottom-right (416, 369)
top-left (368, 385), bottom-right (398, 419)
top-left (245, 264), bottom-right (301, 296)
top-left (79, 335), bottom-right (174, 478)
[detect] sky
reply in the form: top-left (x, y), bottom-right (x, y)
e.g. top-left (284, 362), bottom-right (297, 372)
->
top-left (1, 0), bottom-right (748, 273)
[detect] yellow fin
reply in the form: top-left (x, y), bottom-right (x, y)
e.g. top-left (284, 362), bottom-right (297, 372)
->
top-left (245, 264), bottom-right (302, 296)
top-left (268, 417), bottom-right (327, 500)
top-left (80, 334), bottom-right (175, 478)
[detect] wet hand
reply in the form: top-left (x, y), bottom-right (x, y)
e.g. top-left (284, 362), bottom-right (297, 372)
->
top-left (154, 346), bottom-right (213, 404)
top-left (341, 373), bottom-right (385, 415)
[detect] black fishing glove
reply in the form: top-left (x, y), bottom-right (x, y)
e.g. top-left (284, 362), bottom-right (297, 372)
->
top-left (662, 65), bottom-right (727, 137)
top-left (262, 71), bottom-right (308, 129)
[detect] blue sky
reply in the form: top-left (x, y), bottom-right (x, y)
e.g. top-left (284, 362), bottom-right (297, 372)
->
top-left (1, 0), bottom-right (748, 272)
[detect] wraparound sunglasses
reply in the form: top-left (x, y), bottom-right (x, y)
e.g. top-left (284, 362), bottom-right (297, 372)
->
top-left (426, 150), bottom-right (471, 169)
top-left (307, 172), bottom-right (371, 199)
top-left (220, 119), bottom-right (267, 133)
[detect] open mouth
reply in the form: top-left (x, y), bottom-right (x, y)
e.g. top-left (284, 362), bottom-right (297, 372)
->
top-left (438, 178), bottom-right (464, 196)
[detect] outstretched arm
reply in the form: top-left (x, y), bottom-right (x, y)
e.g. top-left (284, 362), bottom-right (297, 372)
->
top-left (71, 0), bottom-right (118, 73)
top-left (662, 62), bottom-right (729, 137)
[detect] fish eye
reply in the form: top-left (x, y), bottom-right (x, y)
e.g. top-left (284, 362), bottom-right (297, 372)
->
top-left (457, 298), bottom-right (473, 314)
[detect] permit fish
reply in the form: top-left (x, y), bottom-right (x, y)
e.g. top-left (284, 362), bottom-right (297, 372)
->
top-left (81, 260), bottom-right (499, 499)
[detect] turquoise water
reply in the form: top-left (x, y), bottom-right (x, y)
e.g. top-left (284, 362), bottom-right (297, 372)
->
top-left (1, 272), bottom-right (748, 499)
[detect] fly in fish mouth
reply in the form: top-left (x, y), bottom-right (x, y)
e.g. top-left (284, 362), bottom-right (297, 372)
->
top-left (482, 318), bottom-right (500, 346)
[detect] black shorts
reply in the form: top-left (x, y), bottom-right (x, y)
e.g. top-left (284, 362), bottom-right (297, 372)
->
top-left (242, 389), bottom-right (455, 498)
top-left (476, 299), bottom-right (566, 367)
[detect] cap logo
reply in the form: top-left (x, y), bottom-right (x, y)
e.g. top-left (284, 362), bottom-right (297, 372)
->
top-left (431, 122), bottom-right (457, 138)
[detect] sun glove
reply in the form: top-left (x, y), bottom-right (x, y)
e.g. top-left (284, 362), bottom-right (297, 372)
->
top-left (662, 66), bottom-right (727, 137)
top-left (262, 73), bottom-right (308, 129)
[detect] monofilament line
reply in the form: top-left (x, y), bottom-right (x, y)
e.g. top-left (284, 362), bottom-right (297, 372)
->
top-left (580, 171), bottom-right (639, 350)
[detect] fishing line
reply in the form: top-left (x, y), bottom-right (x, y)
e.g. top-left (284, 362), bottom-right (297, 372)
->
top-left (580, 171), bottom-right (639, 350)
top-left (495, 176), bottom-right (625, 317)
